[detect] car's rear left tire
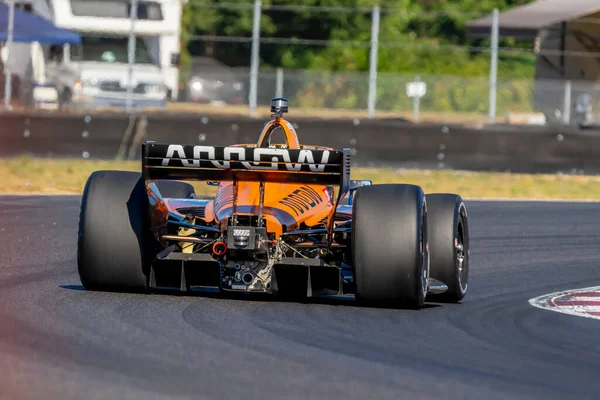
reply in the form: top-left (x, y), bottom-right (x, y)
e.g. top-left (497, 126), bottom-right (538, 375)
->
top-left (351, 184), bottom-right (429, 309)
top-left (77, 170), bottom-right (153, 292)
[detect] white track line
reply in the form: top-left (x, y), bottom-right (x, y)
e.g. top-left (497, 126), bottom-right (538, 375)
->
top-left (554, 297), bottom-right (600, 302)
top-left (529, 286), bottom-right (600, 321)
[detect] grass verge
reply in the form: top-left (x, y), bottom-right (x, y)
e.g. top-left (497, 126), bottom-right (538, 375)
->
top-left (2, 156), bottom-right (600, 200)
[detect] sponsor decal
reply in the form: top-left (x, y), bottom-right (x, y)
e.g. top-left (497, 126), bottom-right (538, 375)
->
top-left (231, 284), bottom-right (247, 291)
top-left (159, 145), bottom-right (331, 173)
top-left (322, 188), bottom-right (332, 207)
top-left (529, 286), bottom-right (600, 320)
top-left (232, 229), bottom-right (250, 237)
top-left (283, 121), bottom-right (301, 148)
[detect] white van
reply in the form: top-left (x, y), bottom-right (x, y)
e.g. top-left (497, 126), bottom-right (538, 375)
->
top-left (48, 35), bottom-right (169, 109)
top-left (15, 0), bottom-right (182, 109)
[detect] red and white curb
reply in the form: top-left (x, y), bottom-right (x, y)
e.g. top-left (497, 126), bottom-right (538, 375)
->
top-left (529, 286), bottom-right (600, 320)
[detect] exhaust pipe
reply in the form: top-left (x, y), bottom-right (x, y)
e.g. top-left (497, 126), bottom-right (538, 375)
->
top-left (212, 242), bottom-right (227, 256)
top-left (242, 273), bottom-right (254, 284)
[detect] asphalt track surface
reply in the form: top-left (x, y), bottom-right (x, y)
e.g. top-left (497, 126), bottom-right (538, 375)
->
top-left (1, 196), bottom-right (600, 400)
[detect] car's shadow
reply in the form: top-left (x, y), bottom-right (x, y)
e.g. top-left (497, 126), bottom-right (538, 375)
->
top-left (60, 284), bottom-right (86, 291)
top-left (59, 284), bottom-right (445, 311)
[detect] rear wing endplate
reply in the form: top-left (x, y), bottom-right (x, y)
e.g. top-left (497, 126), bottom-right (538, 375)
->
top-left (142, 142), bottom-right (351, 189)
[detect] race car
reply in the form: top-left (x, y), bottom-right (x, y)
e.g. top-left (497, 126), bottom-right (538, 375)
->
top-left (77, 98), bottom-right (469, 309)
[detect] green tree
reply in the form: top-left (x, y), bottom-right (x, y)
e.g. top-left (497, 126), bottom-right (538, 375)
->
top-left (183, 0), bottom-right (536, 76)
top-left (181, 0), bottom-right (538, 113)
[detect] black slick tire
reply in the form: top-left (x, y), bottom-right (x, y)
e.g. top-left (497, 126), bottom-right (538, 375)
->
top-left (351, 184), bottom-right (429, 309)
top-left (156, 180), bottom-right (195, 199)
top-left (77, 170), bottom-right (153, 292)
top-left (426, 194), bottom-right (469, 302)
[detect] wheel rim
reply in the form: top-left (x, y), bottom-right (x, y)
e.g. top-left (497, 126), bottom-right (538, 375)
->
top-left (456, 219), bottom-right (468, 292)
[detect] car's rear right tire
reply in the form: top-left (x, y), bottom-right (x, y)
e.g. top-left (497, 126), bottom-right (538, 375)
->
top-left (351, 184), bottom-right (429, 309)
top-left (426, 194), bottom-right (469, 302)
top-left (77, 170), bottom-right (153, 292)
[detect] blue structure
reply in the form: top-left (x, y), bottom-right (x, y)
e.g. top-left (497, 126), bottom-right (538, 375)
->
top-left (0, 2), bottom-right (80, 44)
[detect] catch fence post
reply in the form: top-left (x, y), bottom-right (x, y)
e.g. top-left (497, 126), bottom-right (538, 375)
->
top-left (367, 5), bottom-right (380, 119)
top-left (126, 0), bottom-right (139, 113)
top-left (249, 0), bottom-right (262, 117)
top-left (563, 80), bottom-right (572, 125)
top-left (3, 0), bottom-right (15, 109)
top-left (488, 8), bottom-right (499, 125)
top-left (275, 67), bottom-right (284, 98)
top-left (413, 76), bottom-right (421, 122)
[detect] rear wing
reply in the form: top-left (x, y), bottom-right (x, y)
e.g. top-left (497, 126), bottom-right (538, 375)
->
top-left (142, 142), bottom-right (351, 188)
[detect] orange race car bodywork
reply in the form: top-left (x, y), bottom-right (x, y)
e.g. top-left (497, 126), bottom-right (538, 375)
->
top-left (159, 112), bottom-right (345, 238)
top-left (141, 98), bottom-right (360, 295)
top-left (165, 119), bottom-right (336, 236)
top-left (169, 181), bottom-right (337, 238)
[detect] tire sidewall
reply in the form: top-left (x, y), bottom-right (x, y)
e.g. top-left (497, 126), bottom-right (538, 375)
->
top-left (415, 196), bottom-right (429, 308)
top-left (454, 201), bottom-right (469, 299)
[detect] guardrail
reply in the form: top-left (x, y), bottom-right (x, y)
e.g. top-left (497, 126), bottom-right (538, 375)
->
top-left (0, 110), bottom-right (598, 174)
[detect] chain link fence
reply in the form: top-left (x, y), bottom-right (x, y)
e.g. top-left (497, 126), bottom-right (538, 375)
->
top-left (174, 64), bottom-right (600, 125)
top-left (7, 63), bottom-right (598, 126)
top-left (0, 0), bottom-right (598, 127)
